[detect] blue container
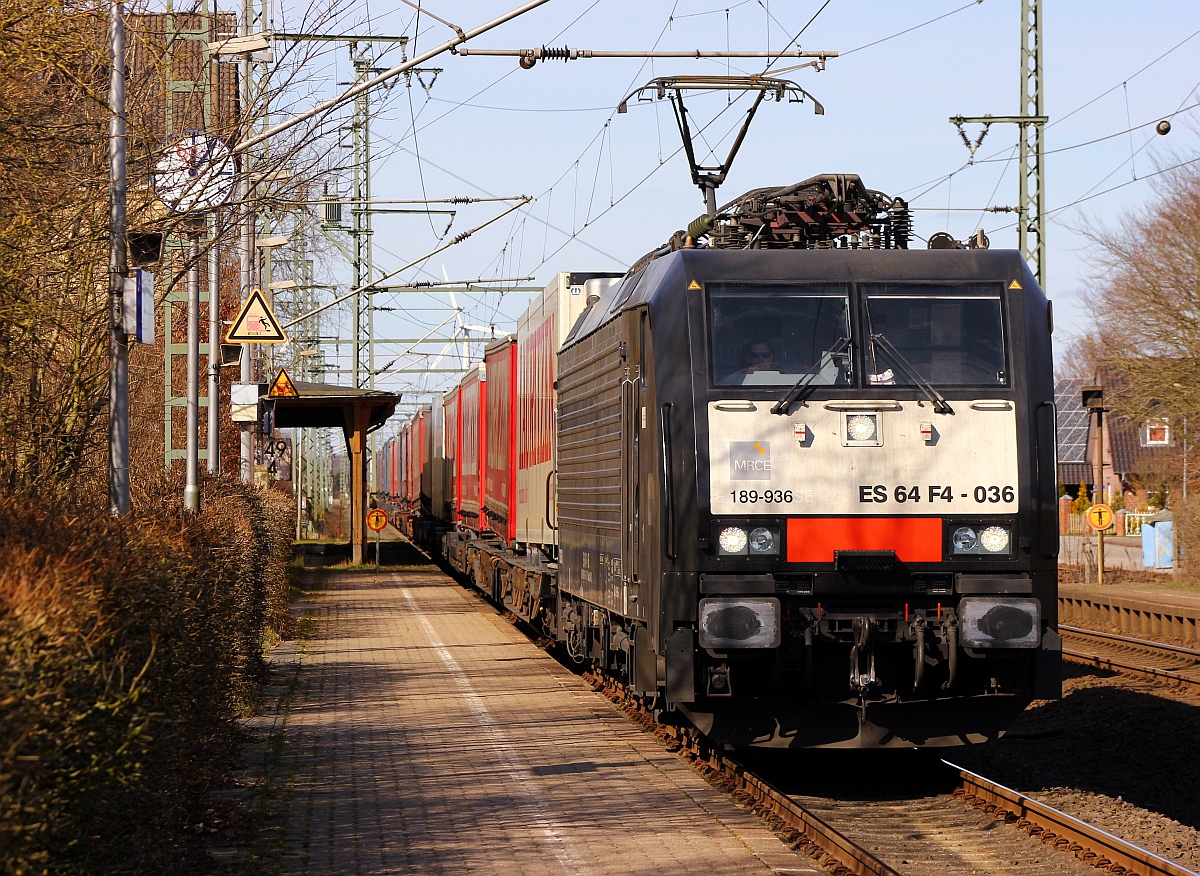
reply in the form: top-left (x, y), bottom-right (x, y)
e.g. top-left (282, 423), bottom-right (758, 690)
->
top-left (1141, 514), bottom-right (1174, 569)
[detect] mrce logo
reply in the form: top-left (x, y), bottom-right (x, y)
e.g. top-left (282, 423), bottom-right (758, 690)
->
top-left (729, 441), bottom-right (771, 481)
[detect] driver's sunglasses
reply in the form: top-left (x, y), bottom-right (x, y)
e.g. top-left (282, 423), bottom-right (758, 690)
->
top-left (748, 351), bottom-right (773, 360)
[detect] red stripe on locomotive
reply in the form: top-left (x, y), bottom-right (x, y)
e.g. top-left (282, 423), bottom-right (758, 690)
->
top-left (786, 517), bottom-right (943, 563)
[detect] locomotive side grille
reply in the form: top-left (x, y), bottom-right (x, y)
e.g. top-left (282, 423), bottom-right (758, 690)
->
top-left (558, 320), bottom-right (625, 534)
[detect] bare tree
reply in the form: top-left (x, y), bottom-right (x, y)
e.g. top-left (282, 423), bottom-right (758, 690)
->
top-left (1074, 159), bottom-right (1200, 422)
top-left (0, 0), bottom-right (357, 500)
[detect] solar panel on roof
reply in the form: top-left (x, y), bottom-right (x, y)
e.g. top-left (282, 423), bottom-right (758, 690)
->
top-left (1055, 378), bottom-right (1090, 464)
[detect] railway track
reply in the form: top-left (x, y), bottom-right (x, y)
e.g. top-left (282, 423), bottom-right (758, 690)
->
top-left (582, 671), bottom-right (1198, 876)
top-left (1060, 625), bottom-right (1200, 690)
top-left (461, 570), bottom-right (1199, 876)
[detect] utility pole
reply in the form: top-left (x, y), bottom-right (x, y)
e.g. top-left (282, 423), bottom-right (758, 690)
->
top-left (1082, 385), bottom-right (1106, 585)
top-left (207, 232), bottom-right (221, 473)
top-left (950, 0), bottom-right (1046, 289)
top-left (239, 0), bottom-right (270, 484)
top-left (1095, 401), bottom-right (1105, 585)
top-left (109, 0), bottom-right (130, 516)
top-left (351, 48), bottom-right (375, 392)
top-left (185, 231), bottom-right (201, 511)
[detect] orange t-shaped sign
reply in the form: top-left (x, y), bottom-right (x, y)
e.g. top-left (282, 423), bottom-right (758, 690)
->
top-left (1086, 503), bottom-right (1114, 531)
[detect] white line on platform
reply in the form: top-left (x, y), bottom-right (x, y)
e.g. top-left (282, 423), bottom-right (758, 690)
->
top-left (399, 583), bottom-right (590, 876)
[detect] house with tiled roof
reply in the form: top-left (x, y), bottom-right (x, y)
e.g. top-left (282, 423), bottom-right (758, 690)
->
top-left (1055, 376), bottom-right (1182, 506)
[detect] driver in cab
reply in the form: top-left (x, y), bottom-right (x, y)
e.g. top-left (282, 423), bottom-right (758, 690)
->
top-left (730, 339), bottom-right (778, 382)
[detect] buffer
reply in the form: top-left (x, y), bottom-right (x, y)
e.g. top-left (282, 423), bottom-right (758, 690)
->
top-left (227, 287), bottom-right (287, 344)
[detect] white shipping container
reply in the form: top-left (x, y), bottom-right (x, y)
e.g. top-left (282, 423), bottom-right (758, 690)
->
top-left (515, 272), bottom-right (621, 550)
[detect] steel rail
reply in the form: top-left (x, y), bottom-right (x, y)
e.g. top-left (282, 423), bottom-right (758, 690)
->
top-left (1060, 624), bottom-right (1200, 659)
top-left (949, 763), bottom-right (1199, 876)
top-left (715, 757), bottom-right (899, 876)
top-left (1060, 625), bottom-right (1200, 688)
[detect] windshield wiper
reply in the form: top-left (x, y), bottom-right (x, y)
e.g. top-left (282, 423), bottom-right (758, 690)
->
top-left (771, 336), bottom-right (851, 415)
top-left (869, 332), bottom-right (954, 414)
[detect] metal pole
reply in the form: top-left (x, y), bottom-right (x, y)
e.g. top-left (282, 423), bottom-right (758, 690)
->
top-left (238, 0), bottom-right (254, 484)
top-left (1096, 406), bottom-right (1104, 585)
top-left (108, 0), bottom-right (130, 516)
top-left (185, 233), bottom-right (201, 512)
top-left (207, 230), bottom-right (221, 473)
top-left (1020, 0), bottom-right (1046, 290)
top-left (350, 50), bottom-right (373, 390)
top-left (295, 430), bottom-right (304, 539)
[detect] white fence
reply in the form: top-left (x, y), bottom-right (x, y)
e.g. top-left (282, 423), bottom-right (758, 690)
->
top-left (1063, 510), bottom-right (1158, 537)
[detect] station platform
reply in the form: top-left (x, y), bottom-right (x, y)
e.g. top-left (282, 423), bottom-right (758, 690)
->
top-left (261, 567), bottom-right (820, 875)
top-left (1059, 581), bottom-right (1200, 646)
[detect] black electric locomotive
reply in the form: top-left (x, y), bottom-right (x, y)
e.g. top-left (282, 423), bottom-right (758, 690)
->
top-left (550, 175), bottom-right (1060, 748)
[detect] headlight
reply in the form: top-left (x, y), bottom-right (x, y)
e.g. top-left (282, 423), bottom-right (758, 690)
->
top-left (846, 414), bottom-right (878, 442)
top-left (979, 525), bottom-right (1011, 553)
top-left (718, 526), bottom-right (748, 555)
top-left (748, 526), bottom-right (777, 554)
top-left (951, 523), bottom-right (1013, 556)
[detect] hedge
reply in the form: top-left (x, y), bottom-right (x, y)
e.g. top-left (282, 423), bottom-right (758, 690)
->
top-left (0, 475), bottom-right (293, 875)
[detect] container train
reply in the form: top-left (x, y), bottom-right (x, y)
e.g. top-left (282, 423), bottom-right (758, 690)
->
top-left (377, 174), bottom-right (1061, 749)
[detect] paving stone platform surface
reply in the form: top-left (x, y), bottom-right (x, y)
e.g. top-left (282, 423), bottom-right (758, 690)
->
top-left (268, 569), bottom-right (820, 876)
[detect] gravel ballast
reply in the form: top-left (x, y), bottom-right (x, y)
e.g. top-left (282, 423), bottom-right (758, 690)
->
top-left (951, 662), bottom-right (1200, 871)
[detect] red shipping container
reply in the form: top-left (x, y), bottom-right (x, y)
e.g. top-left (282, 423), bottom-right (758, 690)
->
top-left (459, 366), bottom-right (487, 532)
top-left (442, 388), bottom-right (461, 524)
top-left (411, 409), bottom-right (427, 512)
top-left (484, 336), bottom-right (518, 542)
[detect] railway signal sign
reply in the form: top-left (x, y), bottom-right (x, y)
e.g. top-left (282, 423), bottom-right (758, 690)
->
top-left (226, 287), bottom-right (287, 344)
top-left (1086, 503), bottom-right (1114, 531)
top-left (269, 368), bottom-right (298, 397)
top-left (366, 509), bottom-right (388, 532)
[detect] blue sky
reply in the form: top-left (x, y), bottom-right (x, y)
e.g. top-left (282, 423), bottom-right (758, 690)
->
top-left (270, 0), bottom-right (1199, 402)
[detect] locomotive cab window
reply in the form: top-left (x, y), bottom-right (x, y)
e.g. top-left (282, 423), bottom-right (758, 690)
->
top-left (709, 285), bottom-right (851, 387)
top-left (862, 286), bottom-right (1007, 387)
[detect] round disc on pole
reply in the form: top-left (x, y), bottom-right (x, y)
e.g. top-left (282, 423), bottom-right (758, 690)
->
top-left (1086, 504), bottom-right (1114, 531)
top-left (153, 133), bottom-right (236, 213)
top-left (366, 508), bottom-right (388, 532)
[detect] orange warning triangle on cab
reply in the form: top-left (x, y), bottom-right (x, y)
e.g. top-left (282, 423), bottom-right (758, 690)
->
top-left (269, 368), bottom-right (299, 398)
top-left (688, 279), bottom-right (702, 290)
top-left (1008, 279), bottom-right (1023, 290)
top-left (226, 287), bottom-right (287, 344)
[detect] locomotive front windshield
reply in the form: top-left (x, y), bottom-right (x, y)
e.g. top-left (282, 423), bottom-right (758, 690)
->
top-left (709, 285), bottom-right (851, 387)
top-left (863, 286), bottom-right (1007, 386)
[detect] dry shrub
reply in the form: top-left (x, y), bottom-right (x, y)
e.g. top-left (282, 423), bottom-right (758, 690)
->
top-left (1172, 496), bottom-right (1200, 576)
top-left (0, 474), bottom-right (293, 875)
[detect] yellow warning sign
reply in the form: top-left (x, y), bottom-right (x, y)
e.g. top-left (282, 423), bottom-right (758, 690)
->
top-left (1008, 279), bottom-right (1023, 290)
top-left (269, 368), bottom-right (298, 398)
top-left (226, 287), bottom-right (287, 344)
top-left (688, 279), bottom-right (701, 290)
top-left (1086, 503), bottom-right (1114, 531)
top-left (366, 509), bottom-right (388, 532)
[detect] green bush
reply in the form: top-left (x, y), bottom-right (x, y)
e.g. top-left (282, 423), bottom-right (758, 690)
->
top-left (1071, 479), bottom-right (1093, 514)
top-left (0, 475), bottom-right (293, 875)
